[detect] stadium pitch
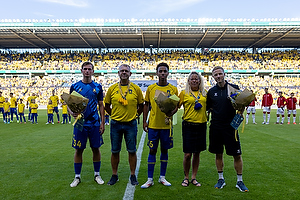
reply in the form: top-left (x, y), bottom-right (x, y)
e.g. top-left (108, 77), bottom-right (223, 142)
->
top-left (0, 109), bottom-right (299, 200)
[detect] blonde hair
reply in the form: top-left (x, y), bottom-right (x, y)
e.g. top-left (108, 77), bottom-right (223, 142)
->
top-left (185, 71), bottom-right (206, 96)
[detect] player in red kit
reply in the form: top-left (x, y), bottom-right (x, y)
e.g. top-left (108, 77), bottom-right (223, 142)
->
top-left (286, 92), bottom-right (297, 124)
top-left (275, 91), bottom-right (286, 124)
top-left (246, 90), bottom-right (257, 124)
top-left (261, 88), bottom-right (273, 124)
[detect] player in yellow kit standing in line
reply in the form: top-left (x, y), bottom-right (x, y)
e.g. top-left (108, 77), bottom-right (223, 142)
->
top-left (141, 62), bottom-right (179, 188)
top-left (3, 97), bottom-right (11, 124)
top-left (27, 93), bottom-right (38, 122)
top-left (61, 101), bottom-right (69, 124)
top-left (46, 99), bottom-right (54, 124)
top-left (30, 98), bottom-right (39, 124)
top-left (50, 90), bottom-right (60, 123)
top-left (0, 91), bottom-right (5, 123)
top-left (18, 99), bottom-right (26, 124)
top-left (10, 93), bottom-right (19, 123)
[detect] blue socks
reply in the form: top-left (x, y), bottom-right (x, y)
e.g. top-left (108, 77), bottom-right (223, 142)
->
top-left (147, 154), bottom-right (156, 178)
top-left (93, 161), bottom-right (101, 175)
top-left (160, 153), bottom-right (168, 176)
top-left (74, 163), bottom-right (82, 177)
top-left (147, 153), bottom-right (169, 178)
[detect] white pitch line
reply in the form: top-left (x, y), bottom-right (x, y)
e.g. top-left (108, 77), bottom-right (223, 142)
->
top-left (122, 129), bottom-right (147, 200)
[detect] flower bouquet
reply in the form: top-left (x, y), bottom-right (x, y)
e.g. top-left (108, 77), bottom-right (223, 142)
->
top-left (154, 90), bottom-right (180, 125)
top-left (227, 85), bottom-right (256, 130)
top-left (61, 91), bottom-right (89, 131)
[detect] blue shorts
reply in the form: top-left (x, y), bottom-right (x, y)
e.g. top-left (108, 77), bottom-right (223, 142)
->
top-left (0, 107), bottom-right (4, 114)
top-left (110, 119), bottom-right (137, 153)
top-left (53, 107), bottom-right (59, 113)
top-left (148, 128), bottom-right (173, 150)
top-left (10, 108), bottom-right (17, 114)
top-left (72, 125), bottom-right (103, 149)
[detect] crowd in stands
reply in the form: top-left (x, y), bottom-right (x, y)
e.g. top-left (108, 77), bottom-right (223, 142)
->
top-left (1, 50), bottom-right (300, 71)
top-left (0, 50), bottom-right (299, 106)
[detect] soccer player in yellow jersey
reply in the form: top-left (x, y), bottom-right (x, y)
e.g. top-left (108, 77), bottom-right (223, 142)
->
top-left (0, 91), bottom-right (5, 123)
top-left (9, 93), bottom-right (19, 123)
top-left (46, 99), bottom-right (54, 124)
top-left (141, 62), bottom-right (179, 188)
top-left (61, 101), bottom-right (69, 124)
top-left (178, 72), bottom-right (207, 187)
top-left (105, 64), bottom-right (144, 186)
top-left (27, 93), bottom-right (38, 122)
top-left (3, 97), bottom-right (11, 124)
top-left (50, 90), bottom-right (60, 123)
top-left (30, 98), bottom-right (38, 124)
top-left (18, 99), bottom-right (26, 123)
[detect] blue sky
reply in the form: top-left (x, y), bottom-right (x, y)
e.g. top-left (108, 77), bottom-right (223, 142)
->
top-left (1, 0), bottom-right (300, 20)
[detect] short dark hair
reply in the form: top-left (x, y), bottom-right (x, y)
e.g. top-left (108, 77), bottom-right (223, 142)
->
top-left (212, 66), bottom-right (224, 73)
top-left (81, 61), bottom-right (94, 69)
top-left (156, 62), bottom-right (169, 71)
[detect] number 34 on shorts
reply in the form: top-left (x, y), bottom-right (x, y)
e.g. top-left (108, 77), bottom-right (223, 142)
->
top-left (72, 139), bottom-right (82, 148)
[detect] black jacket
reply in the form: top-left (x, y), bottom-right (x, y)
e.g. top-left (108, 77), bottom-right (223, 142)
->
top-left (207, 81), bottom-right (239, 128)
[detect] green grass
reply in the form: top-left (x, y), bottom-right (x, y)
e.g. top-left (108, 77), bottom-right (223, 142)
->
top-left (1, 109), bottom-right (299, 200)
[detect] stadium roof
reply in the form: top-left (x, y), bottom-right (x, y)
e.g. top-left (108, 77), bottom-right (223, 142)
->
top-left (1, 19), bottom-right (300, 50)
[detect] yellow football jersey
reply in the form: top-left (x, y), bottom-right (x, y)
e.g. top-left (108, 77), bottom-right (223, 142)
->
top-left (179, 90), bottom-right (207, 123)
top-left (10, 97), bottom-right (17, 108)
top-left (18, 103), bottom-right (25, 113)
top-left (145, 83), bottom-right (178, 129)
top-left (105, 82), bottom-right (144, 122)
top-left (30, 103), bottom-right (38, 114)
top-left (47, 104), bottom-right (54, 114)
top-left (50, 95), bottom-right (59, 107)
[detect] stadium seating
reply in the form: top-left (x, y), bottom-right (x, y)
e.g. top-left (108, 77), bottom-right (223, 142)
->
top-left (0, 50), bottom-right (299, 105)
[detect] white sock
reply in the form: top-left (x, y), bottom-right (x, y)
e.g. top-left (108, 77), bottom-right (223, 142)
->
top-left (293, 117), bottom-right (296, 123)
top-left (218, 172), bottom-right (224, 180)
top-left (94, 172), bottom-right (99, 176)
top-left (282, 117), bottom-right (285, 123)
top-left (237, 174), bottom-right (243, 182)
top-left (75, 174), bottom-right (81, 179)
top-left (263, 113), bottom-right (266, 122)
top-left (246, 115), bottom-right (249, 123)
top-left (252, 115), bottom-right (255, 123)
top-left (277, 117), bottom-right (280, 123)
top-left (267, 114), bottom-right (270, 122)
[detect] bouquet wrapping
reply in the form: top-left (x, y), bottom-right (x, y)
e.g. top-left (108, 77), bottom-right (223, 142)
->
top-left (61, 91), bottom-right (89, 131)
top-left (61, 91), bottom-right (89, 114)
top-left (227, 85), bottom-right (256, 131)
top-left (154, 90), bottom-right (179, 114)
top-left (228, 85), bottom-right (256, 111)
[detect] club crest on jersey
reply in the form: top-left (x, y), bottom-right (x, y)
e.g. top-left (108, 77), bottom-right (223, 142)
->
top-left (129, 89), bottom-right (132, 94)
top-left (93, 89), bottom-right (96, 93)
top-left (79, 88), bottom-right (82, 92)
